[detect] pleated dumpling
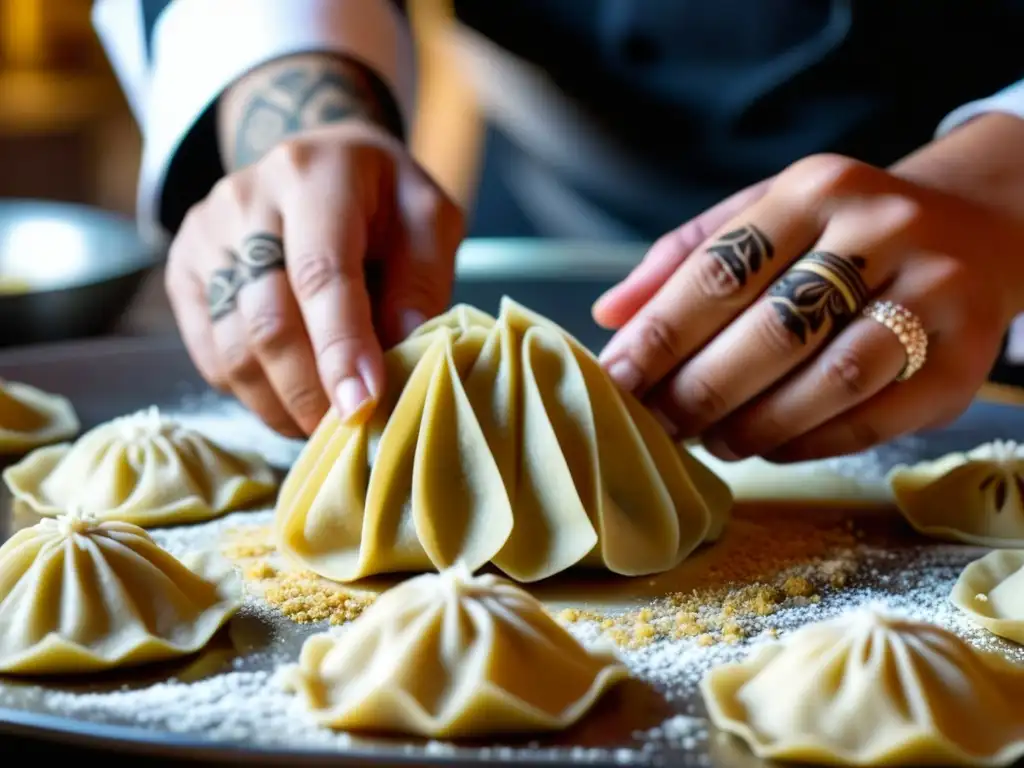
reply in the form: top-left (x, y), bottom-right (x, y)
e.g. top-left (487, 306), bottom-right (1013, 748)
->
top-left (275, 297), bottom-right (731, 584)
top-left (888, 440), bottom-right (1024, 546)
top-left (282, 562), bottom-right (629, 738)
top-left (0, 509), bottom-right (242, 675)
top-left (701, 608), bottom-right (1024, 767)
top-left (0, 378), bottom-right (78, 454)
top-left (3, 405), bottom-right (277, 527)
top-left (952, 550), bottom-right (1024, 645)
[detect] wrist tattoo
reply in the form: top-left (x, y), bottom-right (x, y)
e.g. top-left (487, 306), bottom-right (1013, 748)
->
top-left (231, 61), bottom-right (403, 169)
top-left (768, 252), bottom-right (869, 344)
top-left (705, 225), bottom-right (774, 288)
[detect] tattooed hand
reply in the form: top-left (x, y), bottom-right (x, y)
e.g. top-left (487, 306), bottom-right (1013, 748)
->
top-left (164, 53), bottom-right (464, 437)
top-left (593, 146), bottom-right (1024, 463)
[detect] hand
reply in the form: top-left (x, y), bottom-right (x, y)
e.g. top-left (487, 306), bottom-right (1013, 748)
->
top-left (593, 152), bottom-right (1024, 463)
top-left (165, 120), bottom-right (464, 437)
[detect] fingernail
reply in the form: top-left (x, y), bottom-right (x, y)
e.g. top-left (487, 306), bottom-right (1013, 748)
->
top-left (606, 358), bottom-right (643, 393)
top-left (649, 406), bottom-right (680, 439)
top-left (400, 309), bottom-right (427, 338)
top-left (703, 434), bottom-right (741, 462)
top-left (336, 376), bottom-right (373, 425)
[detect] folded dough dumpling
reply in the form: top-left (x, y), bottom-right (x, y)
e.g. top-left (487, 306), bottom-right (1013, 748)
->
top-left (0, 509), bottom-right (242, 675)
top-left (952, 550), bottom-right (1024, 645)
top-left (275, 297), bottom-right (731, 583)
top-left (888, 440), bottom-right (1024, 547)
top-left (0, 378), bottom-right (78, 454)
top-left (701, 608), bottom-right (1024, 767)
top-left (282, 562), bottom-right (629, 738)
top-left (3, 405), bottom-right (277, 527)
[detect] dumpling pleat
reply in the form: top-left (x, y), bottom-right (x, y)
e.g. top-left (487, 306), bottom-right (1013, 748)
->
top-left (493, 328), bottom-right (597, 582)
top-left (361, 338), bottom-right (448, 575)
top-left (412, 340), bottom-right (512, 572)
top-left (572, 353), bottom-right (683, 574)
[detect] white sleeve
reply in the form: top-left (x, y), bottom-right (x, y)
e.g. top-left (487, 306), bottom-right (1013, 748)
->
top-left (936, 78), bottom-right (1024, 137)
top-left (91, 0), bottom-right (416, 246)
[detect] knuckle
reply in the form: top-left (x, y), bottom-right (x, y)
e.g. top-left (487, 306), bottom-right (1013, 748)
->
top-left (245, 310), bottom-right (290, 350)
top-left (842, 419), bottom-right (882, 453)
top-left (820, 347), bottom-right (869, 398)
top-left (289, 252), bottom-right (342, 301)
top-left (284, 385), bottom-right (327, 421)
top-left (636, 313), bottom-right (685, 364)
top-left (221, 343), bottom-right (260, 381)
top-left (758, 304), bottom-right (803, 357)
top-left (209, 174), bottom-right (250, 211)
top-left (263, 139), bottom-right (312, 177)
top-left (692, 251), bottom-right (742, 299)
top-left (782, 153), bottom-right (869, 203)
top-left (675, 374), bottom-right (729, 424)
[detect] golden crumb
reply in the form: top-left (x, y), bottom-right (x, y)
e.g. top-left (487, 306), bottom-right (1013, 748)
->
top-left (222, 542), bottom-right (276, 559)
top-left (782, 576), bottom-right (814, 598)
top-left (244, 561), bottom-right (277, 580)
top-left (975, 593), bottom-right (990, 602)
top-left (543, 509), bottom-right (861, 650)
top-left (262, 570), bottom-right (376, 626)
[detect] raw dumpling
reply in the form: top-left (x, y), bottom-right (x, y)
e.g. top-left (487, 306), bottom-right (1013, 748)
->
top-left (0, 378), bottom-right (78, 454)
top-left (951, 550), bottom-right (1024, 645)
top-left (888, 440), bottom-right (1024, 546)
top-left (282, 562), bottom-right (629, 738)
top-left (701, 608), bottom-right (1024, 767)
top-left (0, 509), bottom-right (242, 675)
top-left (275, 297), bottom-right (731, 584)
top-left (3, 405), bottom-right (277, 527)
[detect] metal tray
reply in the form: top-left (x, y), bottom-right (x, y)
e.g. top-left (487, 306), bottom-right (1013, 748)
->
top-left (1, 258), bottom-right (1023, 766)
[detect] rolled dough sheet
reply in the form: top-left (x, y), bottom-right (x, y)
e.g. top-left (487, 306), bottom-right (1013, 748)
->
top-left (687, 446), bottom-right (893, 507)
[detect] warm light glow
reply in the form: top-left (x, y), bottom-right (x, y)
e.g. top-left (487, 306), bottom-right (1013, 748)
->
top-left (2, 0), bottom-right (46, 68)
top-left (0, 217), bottom-right (91, 289)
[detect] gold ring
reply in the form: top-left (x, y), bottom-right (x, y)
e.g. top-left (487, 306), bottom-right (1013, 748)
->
top-left (862, 300), bottom-right (928, 382)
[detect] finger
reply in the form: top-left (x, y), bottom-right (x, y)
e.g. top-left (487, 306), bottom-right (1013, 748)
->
top-left (164, 230), bottom-right (229, 392)
top-left (377, 171), bottom-right (463, 347)
top-left (207, 248), bottom-right (302, 436)
top-left (646, 195), bottom-right (918, 439)
top-left (597, 190), bottom-right (821, 397)
top-left (703, 292), bottom-right (930, 461)
top-left (763, 347), bottom-right (975, 463)
top-left (592, 177), bottom-right (774, 329)
top-left (233, 218), bottom-right (332, 435)
top-left (278, 183), bottom-right (384, 427)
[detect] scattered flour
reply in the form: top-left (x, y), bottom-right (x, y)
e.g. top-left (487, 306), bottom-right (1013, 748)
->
top-left (163, 390), bottom-right (304, 469)
top-left (0, 392), bottom-right (1013, 766)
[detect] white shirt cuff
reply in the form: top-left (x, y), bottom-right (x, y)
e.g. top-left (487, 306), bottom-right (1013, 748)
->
top-left (101, 0), bottom-right (416, 246)
top-left (936, 78), bottom-right (1024, 138)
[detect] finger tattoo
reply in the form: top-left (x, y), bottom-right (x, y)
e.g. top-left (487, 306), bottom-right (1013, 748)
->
top-left (206, 233), bottom-right (286, 321)
top-left (239, 233), bottom-right (285, 278)
top-left (705, 225), bottom-right (774, 287)
top-left (768, 252), bottom-right (869, 344)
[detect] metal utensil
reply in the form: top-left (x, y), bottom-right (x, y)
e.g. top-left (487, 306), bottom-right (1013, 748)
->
top-left (0, 199), bottom-right (164, 346)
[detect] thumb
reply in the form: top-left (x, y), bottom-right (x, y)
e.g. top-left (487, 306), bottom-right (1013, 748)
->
top-left (380, 173), bottom-right (464, 345)
top-left (592, 177), bottom-right (774, 330)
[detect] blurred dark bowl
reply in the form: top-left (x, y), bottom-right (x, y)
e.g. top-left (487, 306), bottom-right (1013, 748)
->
top-left (0, 200), bottom-right (164, 347)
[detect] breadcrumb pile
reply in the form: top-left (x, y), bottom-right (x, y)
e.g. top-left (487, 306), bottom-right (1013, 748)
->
top-left (219, 525), bottom-right (376, 626)
top-left (557, 508), bottom-right (865, 649)
top-left (218, 507), bottom-right (869, 644)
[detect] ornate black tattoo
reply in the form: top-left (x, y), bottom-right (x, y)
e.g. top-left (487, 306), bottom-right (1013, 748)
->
top-left (206, 233), bottom-right (286, 321)
top-left (768, 251), bottom-right (868, 344)
top-left (705, 225), bottom-right (774, 287)
top-left (232, 63), bottom-right (403, 169)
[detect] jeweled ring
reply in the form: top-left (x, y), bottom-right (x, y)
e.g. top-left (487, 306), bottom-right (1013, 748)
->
top-left (862, 300), bottom-right (928, 382)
